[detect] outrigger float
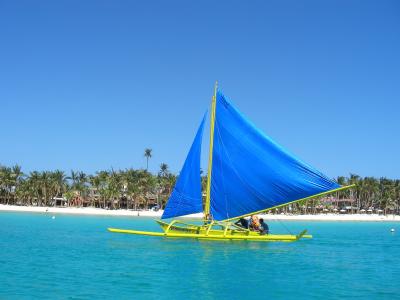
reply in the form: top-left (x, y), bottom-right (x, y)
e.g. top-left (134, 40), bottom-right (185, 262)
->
top-left (108, 83), bottom-right (353, 242)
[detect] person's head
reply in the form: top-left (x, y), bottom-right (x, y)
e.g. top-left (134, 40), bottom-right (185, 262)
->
top-left (259, 218), bottom-right (264, 223)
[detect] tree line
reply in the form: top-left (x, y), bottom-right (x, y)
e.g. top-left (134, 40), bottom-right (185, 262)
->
top-left (283, 174), bottom-right (400, 215)
top-left (0, 163), bottom-right (176, 210)
top-left (1, 162), bottom-right (399, 214)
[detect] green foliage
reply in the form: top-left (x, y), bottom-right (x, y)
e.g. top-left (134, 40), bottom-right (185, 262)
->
top-left (1, 163), bottom-right (399, 214)
top-left (0, 164), bottom-right (175, 210)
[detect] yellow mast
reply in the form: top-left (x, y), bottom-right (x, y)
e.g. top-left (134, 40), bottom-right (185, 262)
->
top-left (204, 81), bottom-right (218, 222)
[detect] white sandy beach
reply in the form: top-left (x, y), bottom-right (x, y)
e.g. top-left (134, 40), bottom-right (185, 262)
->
top-left (1, 204), bottom-right (399, 222)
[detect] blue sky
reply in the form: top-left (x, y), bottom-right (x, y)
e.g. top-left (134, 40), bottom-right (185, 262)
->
top-left (1, 0), bottom-right (399, 178)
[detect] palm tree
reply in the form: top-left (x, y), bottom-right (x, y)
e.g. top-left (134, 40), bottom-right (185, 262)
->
top-left (122, 169), bottom-right (137, 209)
top-left (40, 171), bottom-right (52, 206)
top-left (10, 165), bottom-right (23, 204)
top-left (159, 163), bottom-right (169, 177)
top-left (144, 148), bottom-right (152, 171)
top-left (132, 169), bottom-right (155, 209)
top-left (69, 170), bottom-right (88, 207)
top-left (0, 165), bottom-right (23, 204)
top-left (0, 166), bottom-right (12, 204)
top-left (158, 173), bottom-right (176, 208)
top-left (51, 170), bottom-right (68, 204)
top-left (27, 171), bottom-right (41, 206)
top-left (96, 170), bottom-right (110, 208)
top-left (108, 170), bottom-right (122, 209)
top-left (88, 175), bottom-right (101, 207)
top-left (157, 164), bottom-right (172, 208)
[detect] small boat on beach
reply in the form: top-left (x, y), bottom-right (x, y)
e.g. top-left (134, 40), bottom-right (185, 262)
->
top-left (108, 83), bottom-right (353, 242)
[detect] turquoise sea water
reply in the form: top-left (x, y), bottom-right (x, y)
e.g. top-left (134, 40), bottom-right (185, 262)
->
top-left (0, 212), bottom-right (399, 299)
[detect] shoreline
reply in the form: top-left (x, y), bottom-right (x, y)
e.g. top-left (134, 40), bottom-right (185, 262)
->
top-left (1, 204), bottom-right (399, 222)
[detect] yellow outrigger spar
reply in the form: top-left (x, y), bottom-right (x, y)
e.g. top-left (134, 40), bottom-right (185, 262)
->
top-left (108, 83), bottom-right (354, 242)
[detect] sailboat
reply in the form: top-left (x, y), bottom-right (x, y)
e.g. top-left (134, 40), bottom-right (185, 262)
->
top-left (108, 83), bottom-right (354, 242)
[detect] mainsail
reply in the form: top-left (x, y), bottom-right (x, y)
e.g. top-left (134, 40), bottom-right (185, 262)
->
top-left (210, 92), bottom-right (340, 221)
top-left (161, 114), bottom-right (206, 219)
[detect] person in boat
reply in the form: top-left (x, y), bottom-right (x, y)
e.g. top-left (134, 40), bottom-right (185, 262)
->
top-left (249, 215), bottom-right (260, 231)
top-left (234, 218), bottom-right (249, 229)
top-left (259, 218), bottom-right (269, 235)
top-left (205, 213), bottom-right (213, 224)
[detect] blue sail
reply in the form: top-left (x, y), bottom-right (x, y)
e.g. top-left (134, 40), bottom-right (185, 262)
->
top-left (161, 114), bottom-right (206, 219)
top-left (210, 92), bottom-right (340, 220)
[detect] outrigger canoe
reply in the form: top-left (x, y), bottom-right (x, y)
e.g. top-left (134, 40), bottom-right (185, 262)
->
top-left (108, 220), bottom-right (312, 242)
top-left (108, 83), bottom-right (353, 242)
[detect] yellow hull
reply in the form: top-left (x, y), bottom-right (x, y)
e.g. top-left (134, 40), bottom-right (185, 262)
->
top-left (108, 220), bottom-right (312, 242)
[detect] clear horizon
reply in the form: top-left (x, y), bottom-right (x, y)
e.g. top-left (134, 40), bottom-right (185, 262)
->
top-left (1, 1), bottom-right (399, 178)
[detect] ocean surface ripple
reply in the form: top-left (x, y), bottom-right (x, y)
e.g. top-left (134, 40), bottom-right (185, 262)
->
top-left (0, 212), bottom-right (399, 299)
